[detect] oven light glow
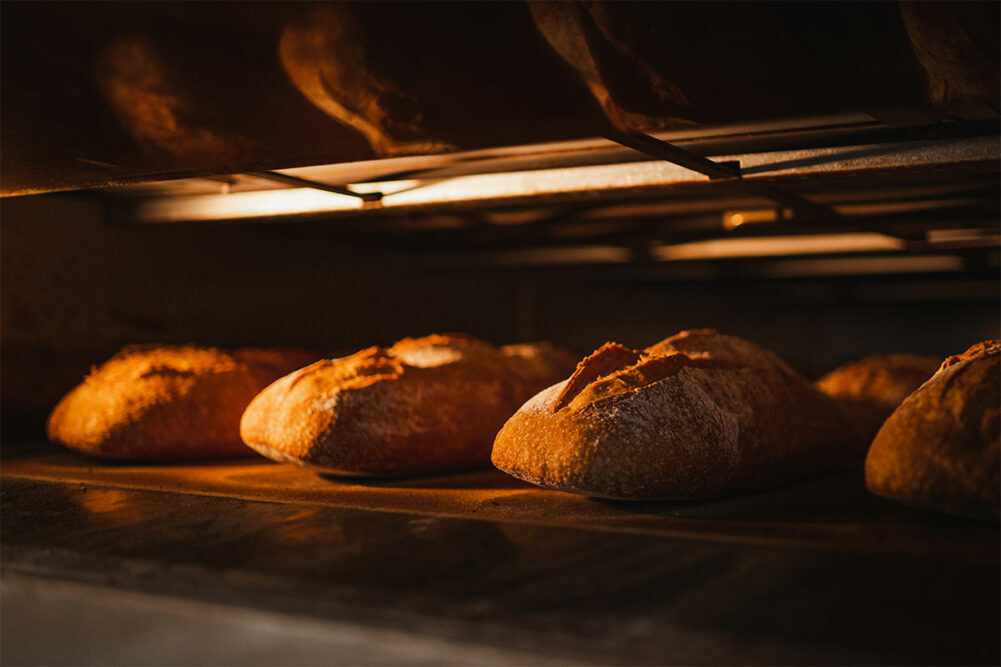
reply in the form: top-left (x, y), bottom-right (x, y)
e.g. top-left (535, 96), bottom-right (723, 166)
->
top-left (130, 160), bottom-right (715, 223)
top-left (756, 255), bottom-right (964, 277)
top-left (653, 232), bottom-right (905, 260)
top-left (135, 188), bottom-right (365, 222)
top-left (121, 135), bottom-right (998, 224)
top-left (723, 208), bottom-right (796, 229)
top-left (346, 180), bottom-right (422, 196)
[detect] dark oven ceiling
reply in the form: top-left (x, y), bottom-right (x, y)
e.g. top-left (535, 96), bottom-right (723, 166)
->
top-left (2, 1), bottom-right (998, 196)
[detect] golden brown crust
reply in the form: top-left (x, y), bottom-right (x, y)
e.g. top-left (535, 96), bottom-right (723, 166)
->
top-left (46, 345), bottom-right (317, 460)
top-left (231, 348), bottom-right (320, 382)
top-left (501, 341), bottom-right (581, 400)
top-left (941, 339), bottom-right (1001, 368)
top-left (492, 329), bottom-right (854, 500)
top-left (865, 341), bottom-right (1000, 520)
top-left (239, 335), bottom-right (576, 476)
top-left (553, 343), bottom-right (643, 411)
top-left (817, 354), bottom-right (941, 445)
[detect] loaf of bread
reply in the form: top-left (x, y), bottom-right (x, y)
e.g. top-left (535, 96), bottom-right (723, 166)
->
top-left (817, 354), bottom-right (941, 445)
top-left (491, 329), bottom-right (854, 500)
top-left (47, 344), bottom-right (318, 460)
top-left (239, 334), bottom-right (577, 476)
top-left (500, 341), bottom-right (580, 392)
top-left (865, 340), bottom-right (1000, 520)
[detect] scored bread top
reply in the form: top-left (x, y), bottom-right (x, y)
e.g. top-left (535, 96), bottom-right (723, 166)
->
top-left (240, 334), bottom-right (576, 475)
top-left (865, 340), bottom-right (1000, 520)
top-left (492, 329), bottom-right (854, 500)
top-left (941, 339), bottom-right (1001, 368)
top-left (46, 344), bottom-right (317, 460)
top-left (552, 330), bottom-right (799, 414)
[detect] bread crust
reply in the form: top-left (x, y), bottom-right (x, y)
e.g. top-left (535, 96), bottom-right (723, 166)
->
top-left (46, 345), bottom-right (317, 460)
top-left (491, 329), bottom-right (854, 500)
top-left (817, 354), bottom-right (941, 445)
top-left (239, 335), bottom-right (577, 476)
top-left (865, 340), bottom-right (1000, 520)
top-left (500, 341), bottom-right (580, 394)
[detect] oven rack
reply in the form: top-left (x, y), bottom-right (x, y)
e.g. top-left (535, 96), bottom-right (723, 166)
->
top-left (90, 114), bottom-right (1000, 275)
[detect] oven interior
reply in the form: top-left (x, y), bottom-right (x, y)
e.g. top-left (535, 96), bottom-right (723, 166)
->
top-left (2, 2), bottom-right (999, 665)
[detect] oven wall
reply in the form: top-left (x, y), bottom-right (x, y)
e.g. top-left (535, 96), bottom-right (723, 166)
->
top-left (3, 193), bottom-right (998, 437)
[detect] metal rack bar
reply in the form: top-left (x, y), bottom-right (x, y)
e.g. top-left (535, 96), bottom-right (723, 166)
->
top-left (739, 181), bottom-right (837, 220)
top-left (121, 136), bottom-right (1000, 224)
top-left (247, 171), bottom-right (382, 203)
top-left (605, 132), bottom-right (741, 180)
top-left (606, 132), bottom-right (837, 220)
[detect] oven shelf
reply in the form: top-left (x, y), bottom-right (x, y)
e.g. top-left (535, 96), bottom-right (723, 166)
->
top-left (2, 447), bottom-right (997, 559)
top-left (3, 443), bottom-right (998, 665)
top-left (112, 133), bottom-right (1000, 226)
top-left (94, 118), bottom-right (1000, 274)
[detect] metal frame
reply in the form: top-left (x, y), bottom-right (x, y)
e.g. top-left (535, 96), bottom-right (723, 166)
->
top-left (117, 135), bottom-right (999, 224)
top-left (604, 132), bottom-right (837, 220)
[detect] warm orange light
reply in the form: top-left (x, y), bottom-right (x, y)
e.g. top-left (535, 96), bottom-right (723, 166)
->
top-left (723, 208), bottom-right (788, 230)
top-left (654, 232), bottom-right (906, 260)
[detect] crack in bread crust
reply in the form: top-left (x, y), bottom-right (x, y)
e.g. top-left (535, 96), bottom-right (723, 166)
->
top-left (492, 329), bottom-right (855, 500)
top-left (554, 330), bottom-right (768, 415)
top-left (942, 339), bottom-right (1000, 369)
top-left (554, 343), bottom-right (641, 411)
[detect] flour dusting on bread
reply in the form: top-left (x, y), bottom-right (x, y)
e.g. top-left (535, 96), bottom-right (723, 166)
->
top-left (492, 329), bottom-right (852, 500)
